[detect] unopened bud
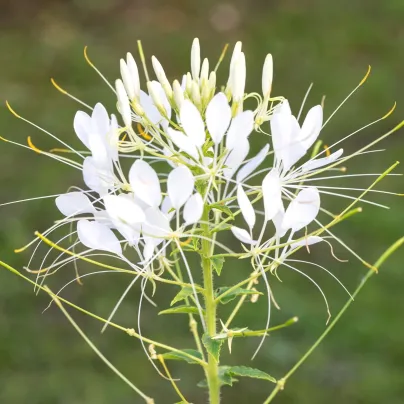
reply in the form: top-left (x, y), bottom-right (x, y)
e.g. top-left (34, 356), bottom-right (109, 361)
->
top-left (191, 81), bottom-right (201, 107)
top-left (232, 52), bottom-right (246, 103)
top-left (201, 80), bottom-right (212, 107)
top-left (126, 53), bottom-right (140, 100)
top-left (151, 56), bottom-right (173, 99)
top-left (185, 72), bottom-right (193, 95)
top-left (132, 99), bottom-right (144, 116)
top-left (120, 59), bottom-right (135, 101)
top-left (226, 41), bottom-right (242, 93)
top-left (262, 54), bottom-right (273, 97)
top-left (208, 71), bottom-right (216, 91)
top-left (200, 58), bottom-right (209, 84)
top-left (173, 80), bottom-right (184, 110)
top-left (191, 38), bottom-right (201, 81)
top-left (115, 79), bottom-right (132, 127)
top-left (147, 81), bottom-right (166, 116)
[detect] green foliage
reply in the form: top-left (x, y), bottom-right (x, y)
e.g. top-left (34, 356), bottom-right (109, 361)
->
top-left (161, 349), bottom-right (203, 365)
top-left (215, 287), bottom-right (262, 304)
top-left (208, 203), bottom-right (234, 219)
top-left (170, 287), bottom-right (195, 306)
top-left (210, 256), bottom-right (225, 276)
top-left (159, 305), bottom-right (202, 315)
top-left (222, 366), bottom-right (277, 383)
top-left (202, 334), bottom-right (224, 363)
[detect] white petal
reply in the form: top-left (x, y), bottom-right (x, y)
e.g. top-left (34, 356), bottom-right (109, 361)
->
top-left (206, 93), bottom-right (231, 144)
top-left (77, 219), bottom-right (122, 255)
top-left (55, 192), bottom-right (95, 217)
top-left (272, 209), bottom-right (287, 238)
top-left (300, 148), bottom-right (344, 172)
top-left (180, 100), bottom-right (206, 147)
top-left (88, 132), bottom-right (110, 169)
top-left (73, 111), bottom-right (91, 149)
top-left (143, 207), bottom-right (171, 243)
top-left (91, 103), bottom-right (110, 135)
top-left (223, 138), bottom-right (250, 179)
top-left (129, 160), bottom-right (162, 208)
top-left (168, 166), bottom-right (195, 210)
top-left (103, 194), bottom-right (143, 245)
top-left (104, 194), bottom-right (146, 226)
top-left (82, 157), bottom-right (114, 196)
top-left (299, 105), bottom-right (323, 150)
top-left (107, 114), bottom-right (119, 162)
top-left (282, 187), bottom-right (320, 232)
top-left (161, 195), bottom-right (175, 221)
top-left (236, 144), bottom-right (270, 182)
top-left (262, 169), bottom-right (284, 221)
top-left (140, 90), bottom-right (162, 124)
top-left (226, 110), bottom-right (254, 150)
top-left (271, 113), bottom-right (305, 171)
top-left (183, 193), bottom-right (203, 225)
top-left (143, 241), bottom-right (155, 261)
top-left (290, 236), bottom-right (323, 250)
top-left (274, 99), bottom-right (292, 115)
top-left (167, 128), bottom-right (199, 160)
top-left (230, 226), bottom-right (256, 245)
top-left (237, 185), bottom-right (255, 229)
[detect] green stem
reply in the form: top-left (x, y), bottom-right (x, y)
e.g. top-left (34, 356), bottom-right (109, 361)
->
top-left (201, 207), bottom-right (220, 404)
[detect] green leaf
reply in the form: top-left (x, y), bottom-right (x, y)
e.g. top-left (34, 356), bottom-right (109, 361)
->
top-left (161, 349), bottom-right (203, 365)
top-left (159, 305), bottom-right (201, 315)
top-left (170, 287), bottom-right (194, 306)
top-left (202, 334), bottom-right (223, 363)
top-left (211, 256), bottom-right (225, 276)
top-left (215, 287), bottom-right (262, 304)
top-left (209, 203), bottom-right (234, 219)
top-left (223, 365), bottom-right (277, 383)
top-left (197, 367), bottom-right (238, 388)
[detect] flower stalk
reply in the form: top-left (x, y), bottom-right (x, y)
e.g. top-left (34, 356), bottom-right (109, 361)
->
top-left (201, 206), bottom-right (221, 404)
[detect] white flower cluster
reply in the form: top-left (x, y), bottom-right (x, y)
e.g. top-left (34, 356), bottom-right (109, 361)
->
top-left (52, 38), bottom-right (349, 271)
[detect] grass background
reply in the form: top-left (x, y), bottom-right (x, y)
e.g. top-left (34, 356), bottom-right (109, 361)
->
top-left (0, 0), bottom-right (403, 403)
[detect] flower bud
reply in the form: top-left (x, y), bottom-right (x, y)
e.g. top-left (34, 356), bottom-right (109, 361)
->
top-left (173, 79), bottom-right (184, 110)
top-left (191, 38), bottom-right (201, 81)
top-left (151, 56), bottom-right (173, 99)
top-left (120, 59), bottom-right (135, 101)
top-left (208, 71), bottom-right (216, 92)
top-left (147, 81), bottom-right (165, 115)
top-left (126, 52), bottom-right (140, 100)
top-left (191, 81), bottom-right (202, 107)
top-left (226, 41), bottom-right (242, 94)
top-left (231, 52), bottom-right (246, 103)
top-left (115, 79), bottom-right (132, 127)
top-left (185, 72), bottom-right (193, 95)
top-left (200, 58), bottom-right (209, 83)
top-left (262, 53), bottom-right (273, 97)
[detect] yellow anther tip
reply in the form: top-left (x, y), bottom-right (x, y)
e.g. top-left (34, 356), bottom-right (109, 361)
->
top-left (27, 136), bottom-right (42, 154)
top-left (83, 45), bottom-right (95, 68)
top-left (50, 78), bottom-right (68, 95)
top-left (382, 102), bottom-right (397, 120)
top-left (359, 65), bottom-right (372, 86)
top-left (5, 100), bottom-right (20, 119)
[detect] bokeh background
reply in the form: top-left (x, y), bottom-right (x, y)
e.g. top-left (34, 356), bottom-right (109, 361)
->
top-left (0, 0), bottom-right (403, 403)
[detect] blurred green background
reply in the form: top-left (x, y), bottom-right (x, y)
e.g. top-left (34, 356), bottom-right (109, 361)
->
top-left (0, 0), bottom-right (403, 403)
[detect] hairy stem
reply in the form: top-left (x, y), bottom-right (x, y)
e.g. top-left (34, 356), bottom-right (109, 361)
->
top-left (201, 207), bottom-right (220, 404)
